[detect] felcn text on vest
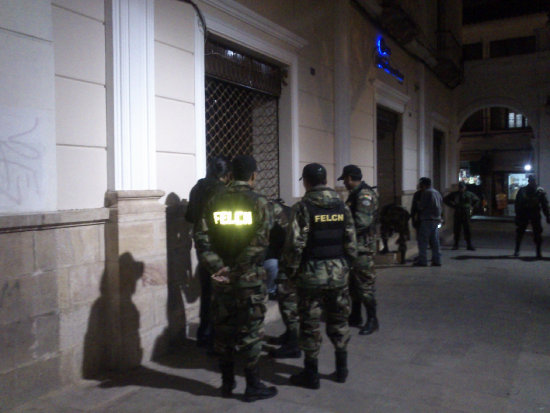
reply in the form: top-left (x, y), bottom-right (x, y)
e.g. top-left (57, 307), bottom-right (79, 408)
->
top-left (213, 210), bottom-right (253, 225)
top-left (314, 214), bottom-right (345, 223)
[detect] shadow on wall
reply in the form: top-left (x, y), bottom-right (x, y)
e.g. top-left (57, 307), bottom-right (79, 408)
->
top-left (82, 252), bottom-right (144, 379)
top-left (152, 193), bottom-right (199, 358)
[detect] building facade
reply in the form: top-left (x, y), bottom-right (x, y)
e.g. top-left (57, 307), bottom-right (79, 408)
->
top-left (0, 0), bottom-right (460, 408)
top-left (457, 9), bottom-right (550, 215)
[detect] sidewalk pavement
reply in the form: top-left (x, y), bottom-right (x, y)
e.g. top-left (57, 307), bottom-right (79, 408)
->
top-left (9, 224), bottom-right (550, 413)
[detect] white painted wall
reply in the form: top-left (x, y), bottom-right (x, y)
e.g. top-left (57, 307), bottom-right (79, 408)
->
top-left (0, 0), bottom-right (57, 213)
top-left (52, 0), bottom-right (107, 210)
top-left (154, 0), bottom-right (197, 203)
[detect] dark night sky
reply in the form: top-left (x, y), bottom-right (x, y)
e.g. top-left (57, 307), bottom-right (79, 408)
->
top-left (463, 0), bottom-right (549, 24)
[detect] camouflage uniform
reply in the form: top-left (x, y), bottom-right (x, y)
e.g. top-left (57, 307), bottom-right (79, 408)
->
top-left (194, 181), bottom-right (271, 368)
top-left (268, 200), bottom-right (299, 344)
top-left (282, 186), bottom-right (357, 360)
top-left (346, 182), bottom-right (378, 309)
top-left (514, 183), bottom-right (550, 257)
top-left (443, 189), bottom-right (480, 249)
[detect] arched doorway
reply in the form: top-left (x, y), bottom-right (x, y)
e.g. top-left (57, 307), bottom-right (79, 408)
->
top-left (459, 106), bottom-right (535, 217)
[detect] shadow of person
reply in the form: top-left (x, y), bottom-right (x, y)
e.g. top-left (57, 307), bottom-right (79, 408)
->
top-left (152, 193), bottom-right (200, 360)
top-left (98, 365), bottom-right (220, 397)
top-left (82, 252), bottom-right (144, 379)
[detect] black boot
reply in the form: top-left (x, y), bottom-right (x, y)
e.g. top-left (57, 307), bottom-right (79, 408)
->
top-left (536, 243), bottom-right (542, 259)
top-left (467, 243), bottom-right (476, 251)
top-left (348, 300), bottom-right (362, 327)
top-left (514, 237), bottom-right (522, 257)
top-left (290, 358), bottom-right (320, 389)
top-left (271, 330), bottom-right (301, 358)
top-left (244, 366), bottom-right (277, 402)
top-left (219, 360), bottom-right (236, 398)
top-left (359, 303), bottom-right (379, 335)
top-left (334, 351), bottom-right (348, 383)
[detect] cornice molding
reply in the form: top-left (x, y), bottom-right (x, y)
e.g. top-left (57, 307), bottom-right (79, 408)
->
top-left (372, 79), bottom-right (410, 113)
top-left (200, 0), bottom-right (307, 49)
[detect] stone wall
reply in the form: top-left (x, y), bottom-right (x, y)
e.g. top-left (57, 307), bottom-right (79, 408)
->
top-left (0, 209), bottom-right (109, 410)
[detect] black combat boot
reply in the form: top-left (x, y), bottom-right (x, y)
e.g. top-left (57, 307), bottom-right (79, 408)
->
top-left (536, 243), bottom-right (542, 259)
top-left (334, 351), bottom-right (348, 383)
top-left (348, 300), bottom-right (363, 327)
top-left (514, 236), bottom-right (522, 257)
top-left (289, 358), bottom-right (320, 389)
top-left (271, 330), bottom-right (301, 358)
top-left (219, 360), bottom-right (236, 398)
top-left (243, 365), bottom-right (277, 402)
top-left (359, 303), bottom-right (379, 335)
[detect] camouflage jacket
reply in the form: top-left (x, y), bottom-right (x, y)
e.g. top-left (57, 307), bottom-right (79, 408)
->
top-left (346, 181), bottom-right (378, 255)
top-left (443, 190), bottom-right (480, 216)
top-left (194, 181), bottom-right (271, 288)
top-left (515, 185), bottom-right (550, 219)
top-left (281, 186), bottom-right (357, 289)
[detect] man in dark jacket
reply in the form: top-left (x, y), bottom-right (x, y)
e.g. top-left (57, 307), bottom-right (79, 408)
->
top-left (514, 175), bottom-right (550, 258)
top-left (413, 177), bottom-right (443, 267)
top-left (444, 182), bottom-right (480, 250)
top-left (185, 156), bottom-right (230, 348)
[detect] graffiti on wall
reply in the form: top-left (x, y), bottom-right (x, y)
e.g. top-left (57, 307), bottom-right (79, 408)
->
top-left (0, 108), bottom-right (49, 209)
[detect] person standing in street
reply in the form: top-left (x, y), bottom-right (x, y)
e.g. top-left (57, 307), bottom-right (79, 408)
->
top-left (413, 177), bottom-right (443, 267)
top-left (194, 155), bottom-right (277, 402)
top-left (185, 156), bottom-right (230, 349)
top-left (514, 175), bottom-right (550, 258)
top-left (281, 163), bottom-right (357, 389)
top-left (444, 182), bottom-right (480, 251)
top-left (338, 165), bottom-right (380, 335)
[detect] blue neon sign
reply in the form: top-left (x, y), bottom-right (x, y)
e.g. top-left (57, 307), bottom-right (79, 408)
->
top-left (375, 36), bottom-right (404, 83)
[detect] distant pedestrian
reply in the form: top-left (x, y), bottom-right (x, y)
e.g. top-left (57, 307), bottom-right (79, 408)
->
top-left (514, 175), bottom-right (550, 258)
top-left (413, 177), bottom-right (443, 267)
top-left (444, 182), bottom-right (480, 250)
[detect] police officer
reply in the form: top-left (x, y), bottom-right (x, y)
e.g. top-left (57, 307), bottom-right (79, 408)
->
top-left (444, 182), bottom-right (480, 250)
top-left (282, 163), bottom-right (357, 389)
top-left (338, 165), bottom-right (379, 335)
top-left (185, 156), bottom-right (230, 348)
top-left (195, 155), bottom-right (277, 402)
top-left (514, 175), bottom-right (550, 258)
top-left (268, 199), bottom-right (301, 359)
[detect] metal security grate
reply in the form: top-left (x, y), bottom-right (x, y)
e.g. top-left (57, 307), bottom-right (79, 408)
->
top-left (205, 77), bottom-right (280, 199)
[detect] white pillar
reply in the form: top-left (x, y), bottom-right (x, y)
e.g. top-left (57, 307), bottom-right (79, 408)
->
top-left (106, 0), bottom-right (156, 190)
top-left (334, 0), bottom-right (351, 186)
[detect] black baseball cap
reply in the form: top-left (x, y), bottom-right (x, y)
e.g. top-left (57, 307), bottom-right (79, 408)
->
top-left (232, 155), bottom-right (257, 181)
top-left (337, 164), bottom-right (362, 181)
top-left (300, 163), bottom-right (327, 182)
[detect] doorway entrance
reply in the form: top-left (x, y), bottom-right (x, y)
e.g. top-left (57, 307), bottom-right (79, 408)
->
top-left (433, 128), bottom-right (444, 193)
top-left (376, 105), bottom-right (401, 206)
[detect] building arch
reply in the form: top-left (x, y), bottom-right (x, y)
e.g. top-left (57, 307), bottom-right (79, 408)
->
top-left (457, 97), bottom-right (539, 139)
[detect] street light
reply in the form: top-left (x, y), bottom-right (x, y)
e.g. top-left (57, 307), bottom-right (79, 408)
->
top-left (524, 164), bottom-right (532, 172)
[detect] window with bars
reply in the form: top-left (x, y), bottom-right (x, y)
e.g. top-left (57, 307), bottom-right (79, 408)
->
top-left (205, 39), bottom-right (281, 200)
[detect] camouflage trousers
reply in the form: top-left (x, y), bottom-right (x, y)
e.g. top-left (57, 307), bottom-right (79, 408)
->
top-left (212, 283), bottom-right (267, 368)
top-left (297, 285), bottom-right (351, 360)
top-left (350, 254), bottom-right (376, 306)
top-left (277, 279), bottom-right (299, 336)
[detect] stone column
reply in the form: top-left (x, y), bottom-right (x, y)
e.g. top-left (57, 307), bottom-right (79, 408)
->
top-left (334, 0), bottom-right (351, 189)
top-left (104, 190), bottom-right (167, 370)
